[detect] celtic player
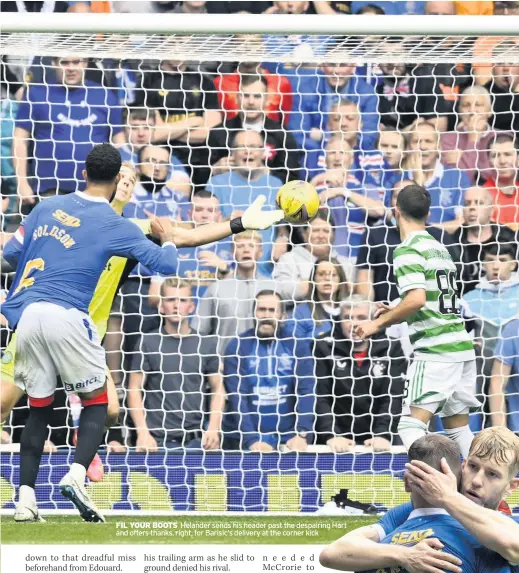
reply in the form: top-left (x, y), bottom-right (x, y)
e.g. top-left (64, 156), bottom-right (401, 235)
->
top-left (356, 184), bottom-right (480, 458)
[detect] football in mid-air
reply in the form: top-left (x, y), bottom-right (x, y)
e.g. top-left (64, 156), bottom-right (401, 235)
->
top-left (276, 180), bottom-right (320, 223)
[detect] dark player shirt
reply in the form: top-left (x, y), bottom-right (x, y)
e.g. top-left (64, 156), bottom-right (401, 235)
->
top-left (365, 508), bottom-right (480, 573)
top-left (2, 192), bottom-right (177, 328)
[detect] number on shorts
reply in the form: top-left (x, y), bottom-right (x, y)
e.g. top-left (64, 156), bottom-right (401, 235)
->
top-left (13, 258), bottom-right (45, 295)
top-left (435, 270), bottom-right (459, 315)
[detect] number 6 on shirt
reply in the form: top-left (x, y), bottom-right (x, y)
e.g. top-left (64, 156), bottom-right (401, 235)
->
top-left (13, 258), bottom-right (45, 295)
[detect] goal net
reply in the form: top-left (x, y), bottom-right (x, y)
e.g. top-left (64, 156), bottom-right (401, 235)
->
top-left (1, 11), bottom-right (519, 515)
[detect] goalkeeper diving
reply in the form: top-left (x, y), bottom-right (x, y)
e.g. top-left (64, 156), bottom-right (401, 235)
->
top-left (1, 143), bottom-right (284, 523)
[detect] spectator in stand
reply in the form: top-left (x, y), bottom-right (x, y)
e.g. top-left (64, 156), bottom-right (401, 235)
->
top-left (128, 278), bottom-right (224, 451)
top-left (376, 62), bottom-right (418, 130)
top-left (123, 144), bottom-right (190, 219)
top-left (305, 100), bottom-right (396, 192)
top-left (493, 0), bottom-right (519, 13)
top-left (405, 120), bottom-right (471, 232)
top-left (207, 74), bottom-right (300, 184)
top-left (377, 128), bottom-right (406, 187)
top-left (484, 47), bottom-right (519, 133)
top-left (310, 137), bottom-right (386, 259)
top-left (289, 46), bottom-right (379, 156)
top-left (483, 134), bottom-right (519, 230)
top-left (356, 179), bottom-right (459, 303)
top-left (273, 211), bottom-right (356, 302)
top-left (452, 186), bottom-right (518, 296)
top-left (314, 296), bottom-right (407, 452)
top-left (424, 0), bottom-right (455, 14)
top-left (172, 1), bottom-right (219, 13)
top-left (119, 108), bottom-right (190, 190)
top-left (462, 243), bottom-right (519, 382)
top-left (1, 1), bottom-right (88, 13)
top-left (120, 145), bottom-right (190, 371)
top-left (408, 31), bottom-right (471, 132)
top-left (134, 56), bottom-right (222, 187)
top-left (193, 230), bottom-right (276, 355)
top-left (472, 16), bottom-right (519, 87)
top-left (307, 0), bottom-right (351, 13)
top-left (352, 1), bottom-right (425, 14)
top-left (441, 85), bottom-right (496, 185)
top-left (206, 129), bottom-right (284, 271)
top-left (1, 94), bottom-right (18, 227)
top-left (119, 107), bottom-right (153, 164)
top-left (302, 100), bottom-right (359, 178)
top-left (263, 2), bottom-right (328, 59)
top-left (354, 3), bottom-right (385, 13)
top-left (454, 1), bottom-right (492, 14)
top-left (292, 257), bottom-right (350, 349)
top-left (489, 319), bottom-right (519, 433)
top-left (14, 55), bottom-right (124, 203)
top-left (223, 290), bottom-right (315, 452)
top-left (214, 59), bottom-right (292, 127)
top-left (149, 191), bottom-right (233, 310)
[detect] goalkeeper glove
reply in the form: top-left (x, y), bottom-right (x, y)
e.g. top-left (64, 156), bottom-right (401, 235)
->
top-left (231, 195), bottom-right (284, 233)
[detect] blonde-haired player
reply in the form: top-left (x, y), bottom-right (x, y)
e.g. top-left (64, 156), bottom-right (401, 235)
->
top-left (0, 163), bottom-right (138, 486)
top-left (320, 426), bottom-right (519, 571)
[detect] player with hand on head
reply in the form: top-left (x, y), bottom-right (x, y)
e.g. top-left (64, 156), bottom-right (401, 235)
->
top-left (322, 434), bottom-right (479, 573)
top-left (320, 427), bottom-right (519, 573)
top-left (1, 143), bottom-right (283, 523)
top-left (354, 184), bottom-right (480, 458)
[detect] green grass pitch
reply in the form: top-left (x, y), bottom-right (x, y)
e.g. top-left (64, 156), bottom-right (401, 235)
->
top-left (1, 515), bottom-right (378, 545)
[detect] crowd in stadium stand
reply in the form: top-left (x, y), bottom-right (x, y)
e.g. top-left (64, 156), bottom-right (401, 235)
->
top-left (1, 0), bottom-right (519, 454)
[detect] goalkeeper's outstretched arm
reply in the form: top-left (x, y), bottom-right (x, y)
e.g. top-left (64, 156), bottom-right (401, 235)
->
top-left (150, 195), bottom-right (284, 249)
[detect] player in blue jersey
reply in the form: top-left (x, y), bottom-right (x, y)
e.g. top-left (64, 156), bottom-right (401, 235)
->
top-left (2, 143), bottom-right (284, 523)
top-left (322, 434), bottom-right (480, 573)
top-left (320, 427), bottom-right (519, 573)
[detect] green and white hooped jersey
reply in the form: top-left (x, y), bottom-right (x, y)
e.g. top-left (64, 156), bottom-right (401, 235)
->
top-left (393, 230), bottom-right (475, 362)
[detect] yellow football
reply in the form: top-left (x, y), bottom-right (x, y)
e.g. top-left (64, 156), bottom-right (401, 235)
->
top-left (276, 180), bottom-right (320, 223)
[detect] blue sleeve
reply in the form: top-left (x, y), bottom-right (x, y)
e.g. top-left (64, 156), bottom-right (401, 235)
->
top-left (15, 92), bottom-right (32, 132)
top-left (107, 90), bottom-right (123, 135)
top-left (352, 0), bottom-right (397, 13)
top-left (170, 154), bottom-right (188, 175)
top-left (378, 501), bottom-right (414, 535)
top-left (2, 236), bottom-right (23, 269)
top-left (108, 217), bottom-right (177, 275)
top-left (460, 170), bottom-right (471, 191)
top-left (359, 87), bottom-right (380, 151)
top-left (495, 328), bottom-right (516, 367)
top-left (223, 340), bottom-right (260, 448)
top-left (295, 341), bottom-right (316, 434)
top-left (288, 80), bottom-right (322, 152)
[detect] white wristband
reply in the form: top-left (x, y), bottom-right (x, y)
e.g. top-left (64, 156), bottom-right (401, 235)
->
top-left (343, 189), bottom-right (352, 202)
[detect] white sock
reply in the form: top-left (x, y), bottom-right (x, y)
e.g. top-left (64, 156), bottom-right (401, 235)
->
top-left (398, 416), bottom-right (428, 451)
top-left (68, 394), bottom-right (82, 427)
top-left (69, 462), bottom-right (87, 484)
top-left (445, 425), bottom-right (474, 459)
top-left (19, 485), bottom-right (35, 505)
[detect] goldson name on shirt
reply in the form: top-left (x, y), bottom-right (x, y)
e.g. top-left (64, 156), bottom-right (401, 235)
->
top-left (32, 225), bottom-right (76, 249)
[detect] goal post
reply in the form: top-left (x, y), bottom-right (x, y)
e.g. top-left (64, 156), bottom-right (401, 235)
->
top-left (2, 13), bottom-right (519, 63)
top-left (1, 12), bottom-right (518, 515)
